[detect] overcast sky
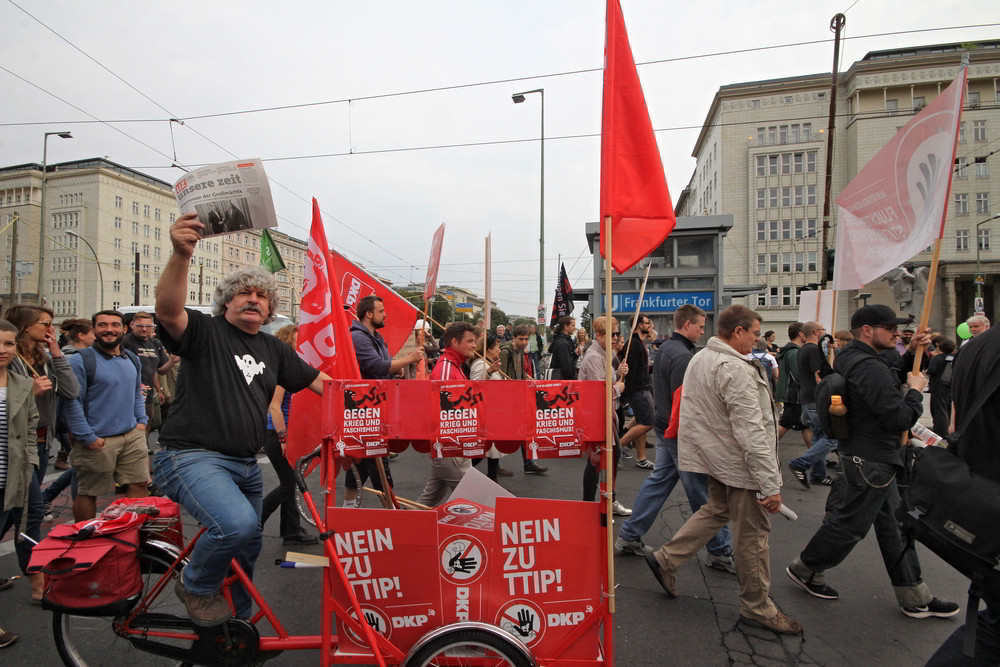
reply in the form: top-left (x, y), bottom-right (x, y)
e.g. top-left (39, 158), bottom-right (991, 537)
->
top-left (2, 0), bottom-right (997, 316)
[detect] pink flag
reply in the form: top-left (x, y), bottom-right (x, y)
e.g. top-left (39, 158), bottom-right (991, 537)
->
top-left (286, 199), bottom-right (360, 465)
top-left (423, 223), bottom-right (446, 301)
top-left (832, 67), bottom-right (967, 290)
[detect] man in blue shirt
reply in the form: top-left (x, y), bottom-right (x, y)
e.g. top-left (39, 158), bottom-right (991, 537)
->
top-left (344, 295), bottom-right (422, 506)
top-left (63, 310), bottom-right (148, 521)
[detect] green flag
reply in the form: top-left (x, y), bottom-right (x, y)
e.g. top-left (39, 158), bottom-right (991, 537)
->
top-left (260, 228), bottom-right (286, 273)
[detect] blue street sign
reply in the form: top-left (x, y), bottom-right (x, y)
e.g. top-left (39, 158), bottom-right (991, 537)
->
top-left (603, 291), bottom-right (715, 314)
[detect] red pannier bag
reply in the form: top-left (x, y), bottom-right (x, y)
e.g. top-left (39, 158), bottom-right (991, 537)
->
top-left (27, 512), bottom-right (145, 616)
top-left (103, 496), bottom-right (184, 549)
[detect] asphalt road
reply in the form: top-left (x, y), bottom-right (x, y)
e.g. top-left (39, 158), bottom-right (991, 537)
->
top-left (0, 426), bottom-right (970, 666)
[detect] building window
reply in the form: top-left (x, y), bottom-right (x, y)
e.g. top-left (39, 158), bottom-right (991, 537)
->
top-left (886, 99), bottom-right (898, 114)
top-left (794, 153), bottom-right (804, 173)
top-left (955, 193), bottom-right (969, 215)
top-left (143, 205), bottom-right (150, 218)
top-left (132, 221), bottom-right (139, 234)
top-left (769, 287), bottom-right (780, 307)
top-left (757, 254), bottom-right (767, 274)
top-left (169, 213), bottom-right (176, 223)
top-left (768, 188), bottom-right (778, 208)
top-left (979, 228), bottom-right (991, 251)
top-left (912, 96), bottom-right (926, 111)
top-left (114, 216), bottom-right (123, 228)
top-left (769, 220), bottom-right (778, 240)
top-left (974, 120), bottom-right (987, 142)
top-left (794, 186), bottom-right (804, 206)
top-left (769, 254), bottom-right (778, 273)
top-left (113, 280), bottom-right (121, 292)
top-left (756, 156), bottom-right (766, 177)
top-left (757, 128), bottom-right (766, 144)
top-left (782, 253), bottom-right (792, 272)
top-left (795, 252), bottom-right (805, 272)
top-left (807, 186), bottom-right (817, 205)
top-left (115, 196), bottom-right (123, 208)
top-left (957, 229), bottom-right (969, 252)
top-left (781, 153), bottom-right (791, 174)
top-left (756, 189), bottom-right (765, 209)
top-left (959, 122), bottom-right (967, 143)
top-left (114, 259), bottom-right (121, 270)
top-left (790, 124), bottom-right (800, 143)
top-left (802, 123), bottom-right (811, 141)
top-left (779, 125), bottom-right (788, 144)
top-left (976, 192), bottom-right (990, 215)
top-left (794, 219), bottom-right (804, 239)
top-left (132, 201), bottom-right (139, 214)
top-left (807, 219), bottom-right (817, 237)
top-left (807, 252), bottom-right (818, 272)
top-left (968, 91), bottom-right (981, 108)
top-left (781, 187), bottom-right (791, 207)
top-left (768, 155), bottom-right (778, 175)
top-left (807, 152), bottom-right (817, 173)
top-left (131, 242), bottom-right (138, 254)
top-left (782, 220), bottom-right (791, 240)
top-left (155, 228), bottom-right (161, 240)
top-left (114, 238), bottom-right (122, 250)
top-left (782, 286), bottom-right (794, 306)
top-left (143, 244), bottom-right (150, 257)
top-left (154, 247), bottom-right (161, 259)
top-left (756, 222), bottom-right (766, 241)
top-left (975, 157), bottom-right (989, 179)
top-left (155, 208), bottom-right (161, 221)
top-left (144, 224), bottom-right (151, 237)
top-left (955, 157), bottom-right (968, 179)
top-left (768, 126), bottom-right (777, 144)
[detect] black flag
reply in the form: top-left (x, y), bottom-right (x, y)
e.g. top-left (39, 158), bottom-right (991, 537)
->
top-left (549, 263), bottom-right (575, 327)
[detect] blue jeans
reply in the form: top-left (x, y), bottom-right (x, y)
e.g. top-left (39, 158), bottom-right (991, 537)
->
top-left (0, 473), bottom-right (42, 574)
top-left (619, 429), bottom-right (731, 556)
top-left (43, 468), bottom-right (78, 504)
top-left (799, 456), bottom-right (929, 606)
top-left (153, 449), bottom-right (263, 618)
top-left (789, 403), bottom-right (837, 482)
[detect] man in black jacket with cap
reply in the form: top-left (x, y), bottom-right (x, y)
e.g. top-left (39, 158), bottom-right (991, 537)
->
top-left (785, 305), bottom-right (959, 619)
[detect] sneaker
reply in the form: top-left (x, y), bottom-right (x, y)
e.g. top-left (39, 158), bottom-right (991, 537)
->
top-left (785, 566), bottom-right (839, 599)
top-left (620, 447), bottom-right (634, 460)
top-left (787, 463), bottom-right (810, 489)
top-left (901, 598), bottom-right (960, 619)
top-left (43, 502), bottom-right (55, 522)
top-left (814, 476), bottom-right (835, 486)
top-left (635, 458), bottom-right (654, 470)
top-left (615, 536), bottom-right (653, 555)
top-left (644, 553), bottom-right (676, 597)
top-left (0, 629), bottom-right (17, 648)
top-left (0, 578), bottom-right (13, 592)
top-left (496, 467), bottom-right (514, 477)
top-left (282, 531), bottom-right (319, 546)
top-left (174, 569), bottom-right (232, 627)
top-left (611, 500), bottom-right (632, 516)
top-left (706, 554), bottom-right (737, 575)
top-left (523, 462), bottom-right (548, 475)
top-left (739, 610), bottom-right (802, 635)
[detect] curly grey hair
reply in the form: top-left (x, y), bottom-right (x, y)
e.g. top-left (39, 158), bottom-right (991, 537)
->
top-left (213, 266), bottom-right (280, 324)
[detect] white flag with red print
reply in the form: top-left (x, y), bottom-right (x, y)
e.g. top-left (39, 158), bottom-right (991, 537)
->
top-left (832, 67), bottom-right (967, 290)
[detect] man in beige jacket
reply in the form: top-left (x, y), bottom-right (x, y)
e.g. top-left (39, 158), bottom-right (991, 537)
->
top-left (645, 305), bottom-right (801, 635)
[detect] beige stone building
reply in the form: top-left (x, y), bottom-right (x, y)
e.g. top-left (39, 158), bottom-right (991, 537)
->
top-left (0, 157), bottom-right (308, 320)
top-left (678, 40), bottom-right (1000, 336)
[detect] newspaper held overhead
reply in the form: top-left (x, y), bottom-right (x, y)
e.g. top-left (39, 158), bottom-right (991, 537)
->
top-left (173, 159), bottom-right (278, 238)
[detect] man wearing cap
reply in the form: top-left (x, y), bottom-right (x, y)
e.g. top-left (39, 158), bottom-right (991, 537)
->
top-left (786, 305), bottom-right (959, 619)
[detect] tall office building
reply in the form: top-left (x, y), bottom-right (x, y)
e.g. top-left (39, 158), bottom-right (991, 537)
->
top-left (678, 40), bottom-right (1000, 334)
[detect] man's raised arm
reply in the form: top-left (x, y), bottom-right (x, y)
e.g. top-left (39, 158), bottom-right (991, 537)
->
top-left (156, 213), bottom-right (203, 340)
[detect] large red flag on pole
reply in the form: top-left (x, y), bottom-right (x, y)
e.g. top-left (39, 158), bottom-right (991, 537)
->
top-left (600, 0), bottom-right (676, 274)
top-left (832, 66), bottom-right (967, 290)
top-left (329, 250), bottom-right (419, 356)
top-left (286, 199), bottom-right (361, 465)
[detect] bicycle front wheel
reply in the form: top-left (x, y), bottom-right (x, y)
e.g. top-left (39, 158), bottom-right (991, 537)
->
top-left (53, 545), bottom-right (192, 667)
top-left (406, 628), bottom-right (534, 667)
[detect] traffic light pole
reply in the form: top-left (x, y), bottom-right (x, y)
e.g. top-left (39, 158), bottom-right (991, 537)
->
top-left (819, 13), bottom-right (845, 290)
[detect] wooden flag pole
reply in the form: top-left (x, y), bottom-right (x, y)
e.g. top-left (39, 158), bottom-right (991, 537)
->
top-left (911, 238), bottom-right (944, 373)
top-left (603, 216), bottom-right (616, 614)
top-left (621, 263), bottom-right (651, 362)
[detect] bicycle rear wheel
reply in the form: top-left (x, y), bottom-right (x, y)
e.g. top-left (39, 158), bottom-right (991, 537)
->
top-left (53, 545), bottom-right (192, 667)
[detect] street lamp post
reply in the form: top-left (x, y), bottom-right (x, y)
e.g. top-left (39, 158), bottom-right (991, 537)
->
top-left (975, 213), bottom-right (1000, 302)
top-left (512, 88), bottom-right (544, 340)
top-left (66, 230), bottom-right (103, 312)
top-left (39, 131), bottom-right (73, 305)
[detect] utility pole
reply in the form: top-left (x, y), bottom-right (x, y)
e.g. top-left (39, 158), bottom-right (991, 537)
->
top-left (819, 13), bottom-right (846, 289)
top-left (134, 252), bottom-right (141, 306)
top-left (199, 264), bottom-right (204, 304)
top-left (8, 213), bottom-right (18, 303)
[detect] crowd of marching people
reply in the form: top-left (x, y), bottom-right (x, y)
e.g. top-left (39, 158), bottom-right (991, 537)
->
top-left (0, 237), bottom-right (996, 662)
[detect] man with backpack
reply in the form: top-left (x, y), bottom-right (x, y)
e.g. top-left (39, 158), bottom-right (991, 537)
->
top-left (776, 323), bottom-right (810, 446)
top-left (786, 305), bottom-right (959, 619)
top-left (62, 310), bottom-right (149, 521)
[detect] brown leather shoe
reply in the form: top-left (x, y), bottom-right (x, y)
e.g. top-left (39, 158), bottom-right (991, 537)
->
top-left (740, 610), bottom-right (802, 635)
top-left (644, 553), bottom-right (676, 597)
top-left (174, 570), bottom-right (232, 627)
top-left (0, 628), bottom-right (17, 648)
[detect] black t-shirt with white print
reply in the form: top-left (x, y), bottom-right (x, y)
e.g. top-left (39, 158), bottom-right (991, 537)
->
top-left (157, 309), bottom-right (318, 457)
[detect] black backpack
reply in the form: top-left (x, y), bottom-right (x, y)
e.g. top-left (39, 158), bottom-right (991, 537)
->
top-left (815, 354), bottom-right (875, 438)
